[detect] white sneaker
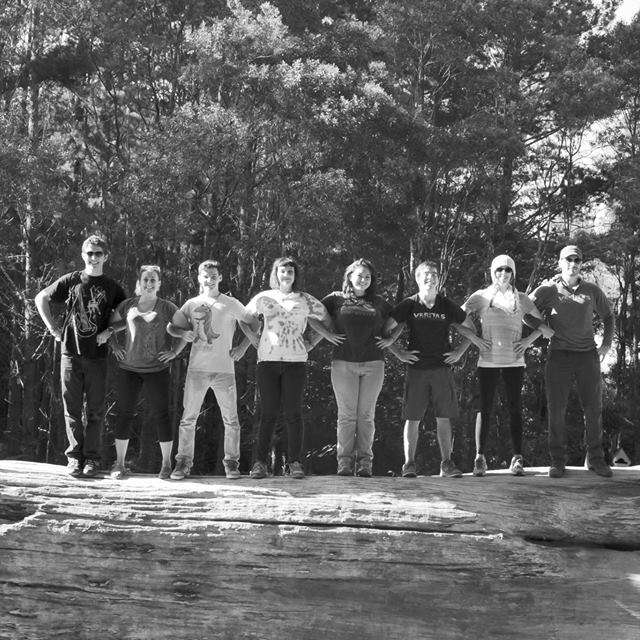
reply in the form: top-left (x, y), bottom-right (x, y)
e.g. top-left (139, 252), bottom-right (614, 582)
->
top-left (170, 460), bottom-right (191, 480)
top-left (509, 455), bottom-right (525, 476)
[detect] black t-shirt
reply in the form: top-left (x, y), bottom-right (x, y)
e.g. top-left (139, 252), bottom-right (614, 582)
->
top-left (321, 292), bottom-right (392, 362)
top-left (44, 271), bottom-right (126, 358)
top-left (391, 293), bottom-right (466, 368)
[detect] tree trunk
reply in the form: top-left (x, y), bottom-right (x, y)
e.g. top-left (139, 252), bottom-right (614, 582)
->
top-left (1, 460), bottom-right (639, 640)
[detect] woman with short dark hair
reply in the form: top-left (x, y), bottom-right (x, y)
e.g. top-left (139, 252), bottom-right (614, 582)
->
top-left (245, 257), bottom-right (329, 480)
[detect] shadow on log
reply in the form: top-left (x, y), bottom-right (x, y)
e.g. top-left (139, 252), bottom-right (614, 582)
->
top-left (1, 461), bottom-right (640, 639)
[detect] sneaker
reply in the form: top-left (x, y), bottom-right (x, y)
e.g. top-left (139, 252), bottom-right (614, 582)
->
top-left (82, 459), bottom-right (99, 478)
top-left (440, 459), bottom-right (463, 478)
top-left (548, 463), bottom-right (565, 478)
top-left (356, 464), bottom-right (372, 478)
top-left (158, 464), bottom-right (172, 480)
top-left (509, 455), bottom-right (525, 477)
top-left (473, 454), bottom-right (487, 477)
top-left (587, 458), bottom-right (613, 478)
top-left (66, 458), bottom-right (83, 478)
top-left (337, 462), bottom-right (353, 476)
top-left (223, 459), bottom-right (242, 480)
top-left (288, 461), bottom-right (305, 479)
top-left (170, 460), bottom-right (191, 480)
top-left (401, 461), bottom-right (417, 478)
top-left (110, 462), bottom-right (127, 480)
top-left (250, 461), bottom-right (268, 479)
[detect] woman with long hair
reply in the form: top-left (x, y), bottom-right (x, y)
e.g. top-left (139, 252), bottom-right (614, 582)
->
top-left (313, 259), bottom-right (393, 477)
top-left (245, 257), bottom-right (330, 480)
top-left (109, 265), bottom-right (185, 479)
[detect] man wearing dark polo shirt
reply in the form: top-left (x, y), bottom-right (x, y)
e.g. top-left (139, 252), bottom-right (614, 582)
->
top-left (530, 245), bottom-right (614, 478)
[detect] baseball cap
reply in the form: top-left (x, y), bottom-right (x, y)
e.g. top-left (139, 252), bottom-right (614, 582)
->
top-left (559, 245), bottom-right (582, 260)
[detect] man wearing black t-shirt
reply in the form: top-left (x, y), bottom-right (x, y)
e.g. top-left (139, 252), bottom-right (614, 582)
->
top-left (385, 261), bottom-right (475, 478)
top-left (35, 235), bottom-right (126, 478)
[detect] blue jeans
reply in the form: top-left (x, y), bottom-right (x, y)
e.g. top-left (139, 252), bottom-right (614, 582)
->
top-left (175, 371), bottom-right (241, 468)
top-left (545, 349), bottom-right (604, 464)
top-left (255, 361), bottom-right (307, 464)
top-left (331, 360), bottom-right (384, 468)
top-left (60, 354), bottom-right (107, 462)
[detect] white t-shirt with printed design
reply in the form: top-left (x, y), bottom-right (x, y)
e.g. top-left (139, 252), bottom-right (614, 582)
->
top-left (247, 290), bottom-right (328, 362)
top-left (180, 293), bottom-right (251, 374)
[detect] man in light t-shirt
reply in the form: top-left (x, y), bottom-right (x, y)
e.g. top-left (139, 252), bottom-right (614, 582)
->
top-left (167, 260), bottom-right (255, 479)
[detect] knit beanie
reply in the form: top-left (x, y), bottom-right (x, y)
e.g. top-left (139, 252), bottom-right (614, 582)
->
top-left (490, 255), bottom-right (516, 285)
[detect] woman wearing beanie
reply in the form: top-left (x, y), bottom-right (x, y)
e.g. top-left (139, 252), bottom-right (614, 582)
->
top-left (449, 255), bottom-right (553, 476)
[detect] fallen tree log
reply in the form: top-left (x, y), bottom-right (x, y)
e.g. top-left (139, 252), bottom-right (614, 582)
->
top-left (1, 460), bottom-right (639, 640)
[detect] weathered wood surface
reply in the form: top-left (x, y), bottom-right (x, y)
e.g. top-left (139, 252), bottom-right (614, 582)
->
top-left (1, 460), bottom-right (639, 640)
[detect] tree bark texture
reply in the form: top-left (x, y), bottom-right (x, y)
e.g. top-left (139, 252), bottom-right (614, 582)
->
top-left (1, 461), bottom-right (639, 640)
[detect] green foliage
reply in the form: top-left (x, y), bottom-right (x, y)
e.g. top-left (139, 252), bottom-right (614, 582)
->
top-left (0, 0), bottom-right (637, 471)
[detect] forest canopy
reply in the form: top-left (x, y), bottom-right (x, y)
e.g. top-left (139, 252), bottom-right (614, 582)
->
top-left (1, 0), bottom-right (639, 474)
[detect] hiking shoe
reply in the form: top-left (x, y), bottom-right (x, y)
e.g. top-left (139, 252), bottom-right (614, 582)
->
top-left (509, 455), bottom-right (525, 476)
top-left (224, 459), bottom-right (242, 480)
top-left (110, 462), bottom-right (127, 480)
top-left (66, 458), bottom-right (83, 478)
top-left (401, 462), bottom-right (417, 478)
top-left (337, 462), bottom-right (353, 476)
top-left (356, 464), bottom-right (372, 478)
top-left (587, 458), bottom-right (613, 478)
top-left (440, 459), bottom-right (463, 478)
top-left (548, 463), bottom-right (565, 478)
top-left (158, 464), bottom-right (172, 480)
top-left (250, 461), bottom-right (268, 479)
top-left (473, 454), bottom-right (487, 477)
top-left (288, 461), bottom-right (305, 479)
top-left (82, 459), bottom-right (99, 478)
top-left (170, 460), bottom-right (191, 480)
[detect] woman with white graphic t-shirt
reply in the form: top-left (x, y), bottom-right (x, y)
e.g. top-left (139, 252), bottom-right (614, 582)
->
top-left (245, 257), bottom-right (330, 480)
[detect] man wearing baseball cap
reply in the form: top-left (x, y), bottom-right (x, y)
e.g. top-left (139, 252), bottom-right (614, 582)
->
top-left (529, 244), bottom-right (614, 478)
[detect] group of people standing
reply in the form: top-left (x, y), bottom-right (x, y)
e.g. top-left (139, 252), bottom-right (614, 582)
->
top-left (34, 236), bottom-right (615, 481)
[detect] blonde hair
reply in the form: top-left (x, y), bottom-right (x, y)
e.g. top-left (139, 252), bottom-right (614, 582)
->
top-left (135, 265), bottom-right (161, 296)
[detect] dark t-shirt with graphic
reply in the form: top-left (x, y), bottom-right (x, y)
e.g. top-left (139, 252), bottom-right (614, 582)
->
top-left (45, 271), bottom-right (126, 359)
top-left (391, 293), bottom-right (466, 369)
top-left (321, 292), bottom-right (392, 362)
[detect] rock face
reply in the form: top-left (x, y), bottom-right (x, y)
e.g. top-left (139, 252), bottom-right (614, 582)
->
top-left (1, 460), bottom-right (640, 640)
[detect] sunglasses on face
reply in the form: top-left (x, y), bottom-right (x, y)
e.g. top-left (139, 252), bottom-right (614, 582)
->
top-left (85, 251), bottom-right (104, 257)
top-left (495, 267), bottom-right (512, 273)
top-left (564, 257), bottom-right (582, 264)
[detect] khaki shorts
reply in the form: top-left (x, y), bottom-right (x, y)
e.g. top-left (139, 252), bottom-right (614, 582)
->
top-left (402, 366), bottom-right (459, 420)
